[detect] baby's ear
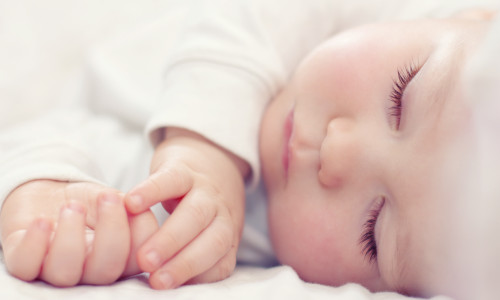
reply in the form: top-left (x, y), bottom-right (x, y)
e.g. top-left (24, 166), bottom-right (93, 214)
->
top-left (453, 8), bottom-right (497, 21)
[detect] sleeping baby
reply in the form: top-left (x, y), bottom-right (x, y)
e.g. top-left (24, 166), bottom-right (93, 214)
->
top-left (0, 2), bottom-right (499, 300)
top-left (261, 9), bottom-right (499, 300)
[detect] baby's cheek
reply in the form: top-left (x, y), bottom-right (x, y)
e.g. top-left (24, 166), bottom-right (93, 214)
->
top-left (268, 194), bottom-right (339, 285)
top-left (268, 191), bottom-right (384, 290)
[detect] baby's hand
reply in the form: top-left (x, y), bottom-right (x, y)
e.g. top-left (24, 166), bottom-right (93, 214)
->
top-left (0, 180), bottom-right (158, 286)
top-left (125, 128), bottom-right (248, 289)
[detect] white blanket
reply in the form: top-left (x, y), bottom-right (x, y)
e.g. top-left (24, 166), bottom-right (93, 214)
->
top-left (0, 254), bottom-right (446, 300)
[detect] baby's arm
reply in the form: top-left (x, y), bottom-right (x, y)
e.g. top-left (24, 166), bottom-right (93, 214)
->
top-left (0, 108), bottom-right (158, 286)
top-left (125, 128), bottom-right (248, 289)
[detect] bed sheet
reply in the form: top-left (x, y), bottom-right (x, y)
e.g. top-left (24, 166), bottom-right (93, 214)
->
top-left (1, 250), bottom-right (448, 300)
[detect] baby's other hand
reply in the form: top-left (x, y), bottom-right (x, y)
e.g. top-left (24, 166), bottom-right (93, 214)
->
top-left (125, 128), bottom-right (248, 289)
top-left (0, 180), bottom-right (158, 286)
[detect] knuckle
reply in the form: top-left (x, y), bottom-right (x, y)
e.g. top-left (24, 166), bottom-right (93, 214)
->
top-left (170, 166), bottom-right (190, 185)
top-left (163, 231), bottom-right (182, 249)
top-left (174, 257), bottom-right (197, 280)
top-left (147, 175), bottom-right (164, 195)
top-left (65, 181), bottom-right (100, 201)
top-left (148, 167), bottom-right (192, 196)
top-left (216, 256), bottom-right (236, 281)
top-left (143, 235), bottom-right (176, 263)
top-left (211, 225), bottom-right (232, 254)
top-left (159, 166), bottom-right (190, 185)
top-left (152, 226), bottom-right (182, 251)
top-left (185, 202), bottom-right (211, 228)
top-left (203, 182), bottom-right (223, 202)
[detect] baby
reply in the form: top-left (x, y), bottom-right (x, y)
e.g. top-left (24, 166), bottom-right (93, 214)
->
top-left (0, 4), bottom-right (498, 300)
top-left (261, 9), bottom-right (498, 299)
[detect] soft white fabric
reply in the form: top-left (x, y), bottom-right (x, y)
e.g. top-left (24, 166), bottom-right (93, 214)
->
top-left (0, 259), bottom-right (453, 300)
top-left (1, 0), bottom-right (500, 299)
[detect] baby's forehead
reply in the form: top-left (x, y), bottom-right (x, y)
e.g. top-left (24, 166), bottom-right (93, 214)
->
top-left (462, 16), bottom-right (500, 106)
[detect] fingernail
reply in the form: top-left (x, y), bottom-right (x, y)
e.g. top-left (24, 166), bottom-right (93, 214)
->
top-left (100, 193), bottom-right (121, 205)
top-left (157, 271), bottom-right (174, 289)
top-left (145, 250), bottom-right (161, 268)
top-left (62, 201), bottom-right (85, 217)
top-left (35, 218), bottom-right (52, 231)
top-left (128, 194), bottom-right (143, 208)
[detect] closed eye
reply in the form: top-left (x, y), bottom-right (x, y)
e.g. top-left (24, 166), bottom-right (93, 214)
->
top-left (388, 62), bottom-right (421, 130)
top-left (360, 197), bottom-right (385, 263)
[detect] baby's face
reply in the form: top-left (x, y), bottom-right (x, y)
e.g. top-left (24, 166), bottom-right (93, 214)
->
top-left (260, 16), bottom-right (491, 297)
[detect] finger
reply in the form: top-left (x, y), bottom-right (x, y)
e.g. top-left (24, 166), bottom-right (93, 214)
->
top-left (40, 201), bottom-right (87, 287)
top-left (3, 218), bottom-right (53, 281)
top-left (125, 166), bottom-right (193, 214)
top-left (136, 192), bottom-right (216, 273)
top-left (148, 215), bottom-right (235, 289)
top-left (186, 249), bottom-right (237, 285)
top-left (62, 183), bottom-right (121, 227)
top-left (123, 210), bottom-right (159, 277)
top-left (80, 193), bottom-right (130, 285)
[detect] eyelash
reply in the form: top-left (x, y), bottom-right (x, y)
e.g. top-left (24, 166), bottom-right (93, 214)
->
top-left (389, 63), bottom-right (420, 130)
top-left (360, 198), bottom-right (385, 263)
top-left (359, 62), bottom-right (421, 262)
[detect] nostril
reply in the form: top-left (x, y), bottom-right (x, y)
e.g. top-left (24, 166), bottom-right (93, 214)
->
top-left (318, 131), bottom-right (344, 188)
top-left (318, 117), bottom-right (357, 188)
top-left (318, 166), bottom-right (343, 188)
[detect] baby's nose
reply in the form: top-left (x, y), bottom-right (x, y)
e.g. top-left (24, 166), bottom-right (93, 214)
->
top-left (318, 117), bottom-right (362, 188)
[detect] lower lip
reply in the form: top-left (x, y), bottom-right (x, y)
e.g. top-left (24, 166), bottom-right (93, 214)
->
top-left (282, 109), bottom-right (294, 176)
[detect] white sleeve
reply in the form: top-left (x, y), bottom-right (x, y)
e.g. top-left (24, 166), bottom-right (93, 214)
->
top-left (0, 107), bottom-right (147, 207)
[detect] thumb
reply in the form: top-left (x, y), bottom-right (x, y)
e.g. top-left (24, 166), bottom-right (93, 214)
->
top-left (125, 166), bottom-right (193, 214)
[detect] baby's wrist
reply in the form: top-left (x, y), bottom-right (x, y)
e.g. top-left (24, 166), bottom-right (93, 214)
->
top-left (160, 127), bottom-right (250, 180)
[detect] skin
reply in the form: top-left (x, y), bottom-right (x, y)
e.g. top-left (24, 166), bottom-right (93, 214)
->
top-left (260, 16), bottom-right (492, 298)
top-left (125, 127), bottom-right (249, 289)
top-left (0, 181), bottom-right (158, 286)
top-left (0, 127), bottom-right (249, 289)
